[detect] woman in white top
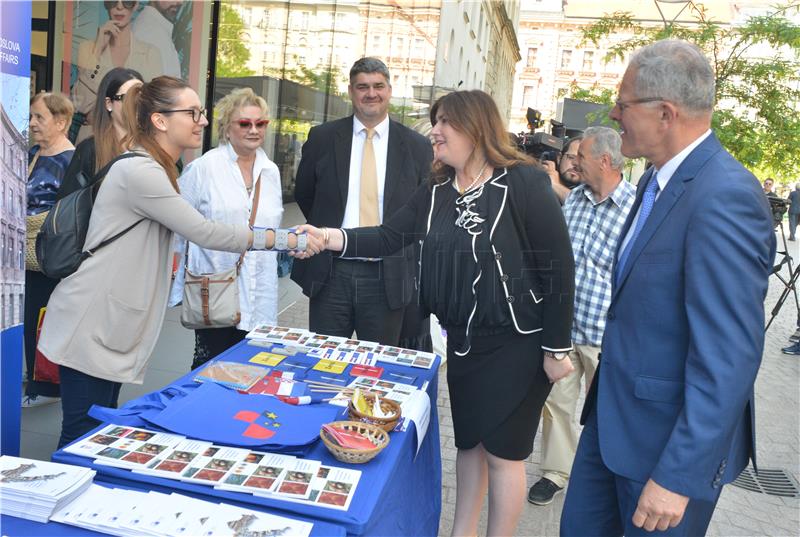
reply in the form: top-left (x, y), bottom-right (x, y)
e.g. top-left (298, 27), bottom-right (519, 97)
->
top-left (170, 88), bottom-right (284, 370)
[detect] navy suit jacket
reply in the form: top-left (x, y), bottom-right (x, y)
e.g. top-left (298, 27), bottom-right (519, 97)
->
top-left (583, 133), bottom-right (776, 501)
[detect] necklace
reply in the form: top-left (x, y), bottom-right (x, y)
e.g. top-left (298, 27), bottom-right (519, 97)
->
top-left (455, 161), bottom-right (489, 195)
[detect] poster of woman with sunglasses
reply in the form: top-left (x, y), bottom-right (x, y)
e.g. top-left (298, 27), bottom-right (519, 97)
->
top-left (65, 1), bottom-right (197, 143)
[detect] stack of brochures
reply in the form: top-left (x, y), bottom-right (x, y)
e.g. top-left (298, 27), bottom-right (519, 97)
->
top-left (0, 455), bottom-right (95, 523)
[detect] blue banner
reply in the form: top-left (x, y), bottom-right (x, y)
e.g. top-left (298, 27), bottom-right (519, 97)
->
top-left (1, 0), bottom-right (31, 457)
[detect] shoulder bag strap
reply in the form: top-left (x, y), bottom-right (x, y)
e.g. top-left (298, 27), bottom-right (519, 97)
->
top-left (27, 151), bottom-right (40, 178)
top-left (82, 152), bottom-right (150, 257)
top-left (235, 172), bottom-right (262, 271)
top-left (184, 171), bottom-right (263, 273)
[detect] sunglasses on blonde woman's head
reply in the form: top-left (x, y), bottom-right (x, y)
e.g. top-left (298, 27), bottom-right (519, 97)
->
top-left (236, 119), bottom-right (270, 130)
top-left (104, 1), bottom-right (137, 10)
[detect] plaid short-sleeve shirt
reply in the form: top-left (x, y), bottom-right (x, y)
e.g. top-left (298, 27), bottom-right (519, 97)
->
top-left (563, 180), bottom-right (636, 346)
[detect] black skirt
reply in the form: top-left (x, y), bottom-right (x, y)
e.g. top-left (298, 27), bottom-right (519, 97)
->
top-left (446, 328), bottom-right (551, 460)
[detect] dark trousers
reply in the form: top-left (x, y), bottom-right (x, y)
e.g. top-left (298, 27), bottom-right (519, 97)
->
top-left (57, 365), bottom-right (121, 449)
top-left (561, 408), bottom-right (720, 536)
top-left (789, 212), bottom-right (798, 239)
top-left (192, 326), bottom-right (248, 370)
top-left (24, 270), bottom-right (60, 397)
top-left (309, 259), bottom-right (404, 345)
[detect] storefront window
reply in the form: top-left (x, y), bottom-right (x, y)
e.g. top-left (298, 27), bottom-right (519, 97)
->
top-left (213, 0), bottom-right (439, 202)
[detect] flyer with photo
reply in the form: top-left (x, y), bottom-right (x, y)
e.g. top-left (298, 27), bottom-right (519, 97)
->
top-left (215, 452), bottom-right (297, 494)
top-left (63, 424), bottom-right (185, 469)
top-left (179, 446), bottom-right (251, 486)
top-left (268, 465), bottom-right (362, 511)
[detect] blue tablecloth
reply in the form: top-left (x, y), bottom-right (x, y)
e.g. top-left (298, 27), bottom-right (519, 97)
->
top-left (53, 340), bottom-right (442, 536)
top-left (0, 481), bottom-right (346, 536)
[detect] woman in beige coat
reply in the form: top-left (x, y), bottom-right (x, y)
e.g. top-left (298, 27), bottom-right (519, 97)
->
top-left (38, 76), bottom-right (317, 448)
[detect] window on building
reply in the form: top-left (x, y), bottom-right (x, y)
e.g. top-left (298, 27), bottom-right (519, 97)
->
top-left (18, 238), bottom-right (23, 270)
top-left (523, 85), bottom-right (534, 107)
top-left (301, 11), bottom-right (310, 31)
top-left (372, 34), bottom-right (381, 51)
top-left (582, 51), bottom-right (594, 71)
top-left (1, 231), bottom-right (6, 266)
top-left (414, 38), bottom-right (423, 58)
top-left (560, 50), bottom-right (572, 69)
top-left (397, 37), bottom-right (404, 52)
top-left (527, 47), bottom-right (537, 67)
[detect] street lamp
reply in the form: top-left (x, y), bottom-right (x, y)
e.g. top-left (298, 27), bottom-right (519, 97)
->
top-left (653, 0), bottom-right (694, 28)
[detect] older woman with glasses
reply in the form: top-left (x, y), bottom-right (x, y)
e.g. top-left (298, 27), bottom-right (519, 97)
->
top-left (71, 0), bottom-right (161, 142)
top-left (23, 92), bottom-right (75, 408)
top-left (169, 87), bottom-right (284, 370)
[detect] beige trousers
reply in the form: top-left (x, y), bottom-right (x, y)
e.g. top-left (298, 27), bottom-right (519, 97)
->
top-left (539, 344), bottom-right (600, 488)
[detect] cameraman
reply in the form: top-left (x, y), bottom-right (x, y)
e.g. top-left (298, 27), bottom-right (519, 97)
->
top-left (763, 177), bottom-right (780, 199)
top-left (544, 136), bottom-right (582, 204)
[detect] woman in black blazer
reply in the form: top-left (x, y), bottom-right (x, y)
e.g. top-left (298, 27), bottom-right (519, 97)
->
top-left (298, 90), bottom-right (575, 536)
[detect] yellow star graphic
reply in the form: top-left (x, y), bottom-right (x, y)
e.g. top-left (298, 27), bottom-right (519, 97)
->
top-left (273, 423), bottom-right (281, 428)
top-left (265, 412), bottom-right (278, 420)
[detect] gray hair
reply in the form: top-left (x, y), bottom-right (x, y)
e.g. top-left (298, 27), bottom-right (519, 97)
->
top-left (583, 126), bottom-right (625, 170)
top-left (629, 40), bottom-right (715, 115)
top-left (349, 57), bottom-right (391, 85)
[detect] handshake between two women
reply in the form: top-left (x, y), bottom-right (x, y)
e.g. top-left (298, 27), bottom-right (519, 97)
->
top-left (280, 225), bottom-right (345, 259)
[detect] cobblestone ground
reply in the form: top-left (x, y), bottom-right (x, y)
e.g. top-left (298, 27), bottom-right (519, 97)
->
top-left (279, 233), bottom-right (799, 537)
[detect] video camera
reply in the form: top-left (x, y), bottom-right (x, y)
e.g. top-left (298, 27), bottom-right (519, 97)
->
top-left (768, 196), bottom-right (789, 228)
top-left (516, 108), bottom-right (567, 163)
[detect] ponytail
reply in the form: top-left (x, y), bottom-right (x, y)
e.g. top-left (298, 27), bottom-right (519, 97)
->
top-left (122, 76), bottom-right (192, 192)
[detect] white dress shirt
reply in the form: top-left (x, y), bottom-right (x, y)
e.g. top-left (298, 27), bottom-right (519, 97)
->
top-left (169, 143), bottom-right (284, 329)
top-left (618, 129), bottom-right (712, 256)
top-left (132, 5), bottom-right (181, 77)
top-left (341, 115), bottom-right (390, 228)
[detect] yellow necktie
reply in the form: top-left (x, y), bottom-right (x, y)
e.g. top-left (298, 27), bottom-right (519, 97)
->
top-left (359, 128), bottom-right (379, 226)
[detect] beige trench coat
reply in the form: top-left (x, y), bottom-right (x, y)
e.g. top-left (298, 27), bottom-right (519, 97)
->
top-left (38, 153), bottom-right (251, 383)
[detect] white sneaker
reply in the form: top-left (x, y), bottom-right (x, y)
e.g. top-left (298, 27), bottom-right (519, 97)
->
top-left (22, 394), bottom-right (60, 408)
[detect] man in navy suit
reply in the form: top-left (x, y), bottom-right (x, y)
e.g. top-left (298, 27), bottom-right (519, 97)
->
top-left (561, 40), bottom-right (776, 536)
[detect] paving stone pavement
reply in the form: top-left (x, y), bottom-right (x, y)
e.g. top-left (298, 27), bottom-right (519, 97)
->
top-left (278, 231), bottom-right (799, 537)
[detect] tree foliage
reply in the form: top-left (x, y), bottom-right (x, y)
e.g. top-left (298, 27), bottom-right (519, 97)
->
top-left (571, 2), bottom-right (800, 180)
top-left (216, 4), bottom-right (255, 78)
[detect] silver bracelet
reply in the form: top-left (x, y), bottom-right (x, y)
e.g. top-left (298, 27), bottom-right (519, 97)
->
top-left (252, 227), bottom-right (268, 250)
top-left (274, 229), bottom-right (290, 251)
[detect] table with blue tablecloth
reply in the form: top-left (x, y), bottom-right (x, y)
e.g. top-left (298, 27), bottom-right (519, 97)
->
top-left (0, 480), bottom-right (346, 536)
top-left (53, 340), bottom-right (443, 536)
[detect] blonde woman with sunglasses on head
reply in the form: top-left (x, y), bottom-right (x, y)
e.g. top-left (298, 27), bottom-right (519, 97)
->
top-left (168, 87), bottom-right (283, 371)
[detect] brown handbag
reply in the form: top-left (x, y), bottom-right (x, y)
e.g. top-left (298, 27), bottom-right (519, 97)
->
top-left (180, 177), bottom-right (261, 329)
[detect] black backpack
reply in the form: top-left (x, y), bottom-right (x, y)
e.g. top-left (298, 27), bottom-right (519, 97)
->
top-left (35, 152), bottom-right (145, 279)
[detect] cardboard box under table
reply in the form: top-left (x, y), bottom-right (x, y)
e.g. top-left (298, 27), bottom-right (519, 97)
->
top-left (52, 339), bottom-right (443, 536)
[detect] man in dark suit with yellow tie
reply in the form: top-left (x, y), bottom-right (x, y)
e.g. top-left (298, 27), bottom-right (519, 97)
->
top-left (292, 57), bottom-right (433, 344)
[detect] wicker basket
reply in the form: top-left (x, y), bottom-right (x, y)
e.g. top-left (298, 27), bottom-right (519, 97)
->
top-left (320, 421), bottom-right (390, 464)
top-left (347, 394), bottom-right (402, 432)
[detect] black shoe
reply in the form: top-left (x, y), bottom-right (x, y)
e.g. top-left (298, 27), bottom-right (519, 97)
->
top-left (527, 477), bottom-right (564, 505)
top-left (782, 342), bottom-right (800, 355)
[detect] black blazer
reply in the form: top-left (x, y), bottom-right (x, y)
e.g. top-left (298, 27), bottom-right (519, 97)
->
top-left (340, 165), bottom-right (575, 352)
top-left (291, 116), bottom-right (433, 309)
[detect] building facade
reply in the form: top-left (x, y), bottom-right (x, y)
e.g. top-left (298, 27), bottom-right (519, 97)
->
top-left (1, 105), bottom-right (26, 329)
top-left (509, 0), bottom-right (778, 133)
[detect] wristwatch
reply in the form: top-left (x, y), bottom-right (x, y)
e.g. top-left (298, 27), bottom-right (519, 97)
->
top-left (544, 351), bottom-right (569, 361)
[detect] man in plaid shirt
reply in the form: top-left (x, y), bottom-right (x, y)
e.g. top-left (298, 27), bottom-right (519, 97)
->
top-left (529, 126), bottom-right (636, 505)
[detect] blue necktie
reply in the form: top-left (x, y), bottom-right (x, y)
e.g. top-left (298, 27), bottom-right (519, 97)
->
top-left (616, 172), bottom-right (660, 284)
